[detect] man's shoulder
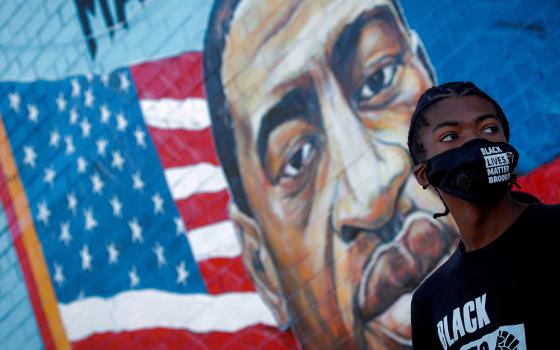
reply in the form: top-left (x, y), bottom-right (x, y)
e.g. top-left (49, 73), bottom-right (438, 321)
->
top-left (530, 202), bottom-right (560, 213)
top-left (413, 248), bottom-right (459, 303)
top-left (518, 203), bottom-right (560, 255)
top-left (524, 202), bottom-right (560, 226)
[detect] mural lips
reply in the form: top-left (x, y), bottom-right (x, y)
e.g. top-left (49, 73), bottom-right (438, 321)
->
top-left (357, 211), bottom-right (452, 337)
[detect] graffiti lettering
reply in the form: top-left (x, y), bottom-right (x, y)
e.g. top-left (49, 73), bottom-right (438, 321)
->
top-left (74, 0), bottom-right (145, 59)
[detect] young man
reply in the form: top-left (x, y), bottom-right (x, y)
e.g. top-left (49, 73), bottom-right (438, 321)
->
top-left (408, 81), bottom-right (559, 349)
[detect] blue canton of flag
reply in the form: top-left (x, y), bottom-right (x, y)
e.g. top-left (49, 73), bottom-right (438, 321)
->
top-left (0, 70), bottom-right (206, 303)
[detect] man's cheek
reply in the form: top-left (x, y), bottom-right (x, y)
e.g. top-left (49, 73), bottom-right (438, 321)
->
top-left (362, 112), bottom-right (411, 145)
top-left (336, 235), bottom-right (382, 285)
top-left (283, 150), bottom-right (335, 229)
top-left (278, 193), bottom-right (313, 227)
top-left (332, 245), bottom-right (365, 329)
top-left (332, 236), bottom-right (383, 333)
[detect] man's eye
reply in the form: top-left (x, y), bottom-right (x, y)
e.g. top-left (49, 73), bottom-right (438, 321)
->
top-left (482, 125), bottom-right (499, 134)
top-left (280, 141), bottom-right (315, 179)
top-left (440, 133), bottom-right (458, 142)
top-left (358, 63), bottom-right (399, 101)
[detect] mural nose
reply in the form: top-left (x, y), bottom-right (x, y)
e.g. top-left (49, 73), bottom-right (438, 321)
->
top-left (338, 221), bottom-right (398, 244)
top-left (339, 225), bottom-right (361, 243)
top-left (331, 142), bottom-right (409, 240)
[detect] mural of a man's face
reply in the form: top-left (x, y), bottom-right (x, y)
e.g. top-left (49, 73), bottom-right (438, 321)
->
top-left (206, 0), bottom-right (458, 348)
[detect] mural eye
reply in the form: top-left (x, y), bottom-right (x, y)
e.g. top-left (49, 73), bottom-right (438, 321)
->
top-left (280, 140), bottom-right (316, 179)
top-left (358, 62), bottom-right (399, 101)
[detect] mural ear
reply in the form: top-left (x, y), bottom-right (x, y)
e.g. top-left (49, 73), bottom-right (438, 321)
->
top-left (229, 203), bottom-right (291, 331)
top-left (409, 30), bottom-right (436, 84)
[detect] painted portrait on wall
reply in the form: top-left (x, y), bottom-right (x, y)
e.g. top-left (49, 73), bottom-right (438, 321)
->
top-left (203, 0), bottom-right (458, 348)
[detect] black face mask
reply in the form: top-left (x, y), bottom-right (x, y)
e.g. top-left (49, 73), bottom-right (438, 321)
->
top-left (425, 138), bottom-right (519, 204)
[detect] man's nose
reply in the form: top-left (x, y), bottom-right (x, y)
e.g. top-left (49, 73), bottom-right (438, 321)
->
top-left (319, 81), bottom-right (410, 242)
top-left (460, 130), bottom-right (483, 147)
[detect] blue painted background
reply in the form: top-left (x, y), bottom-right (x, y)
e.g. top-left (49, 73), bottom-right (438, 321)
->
top-left (401, 0), bottom-right (560, 172)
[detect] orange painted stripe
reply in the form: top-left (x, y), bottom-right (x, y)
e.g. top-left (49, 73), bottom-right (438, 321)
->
top-left (0, 118), bottom-right (70, 349)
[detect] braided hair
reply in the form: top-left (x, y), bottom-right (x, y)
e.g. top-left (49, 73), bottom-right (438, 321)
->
top-left (407, 81), bottom-right (510, 165)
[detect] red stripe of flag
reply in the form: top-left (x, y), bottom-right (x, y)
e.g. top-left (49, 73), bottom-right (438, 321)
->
top-left (198, 257), bottom-right (256, 294)
top-left (148, 126), bottom-right (220, 168)
top-left (72, 325), bottom-right (298, 350)
top-left (130, 50), bottom-right (297, 346)
top-left (176, 190), bottom-right (231, 231)
top-left (131, 52), bottom-right (205, 99)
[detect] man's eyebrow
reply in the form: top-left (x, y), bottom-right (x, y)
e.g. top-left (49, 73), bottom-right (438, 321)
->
top-left (432, 113), bottom-right (499, 133)
top-left (475, 114), bottom-right (500, 124)
top-left (256, 89), bottom-right (318, 170)
top-left (432, 120), bottom-right (459, 133)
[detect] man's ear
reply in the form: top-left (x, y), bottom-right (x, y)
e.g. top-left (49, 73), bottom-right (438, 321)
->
top-left (229, 203), bottom-right (291, 330)
top-left (413, 163), bottom-right (430, 189)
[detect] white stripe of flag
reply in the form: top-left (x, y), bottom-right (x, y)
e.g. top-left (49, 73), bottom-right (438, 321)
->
top-left (60, 290), bottom-right (278, 341)
top-left (141, 98), bottom-right (210, 130)
top-left (164, 163), bottom-right (227, 201)
top-left (187, 221), bottom-right (241, 261)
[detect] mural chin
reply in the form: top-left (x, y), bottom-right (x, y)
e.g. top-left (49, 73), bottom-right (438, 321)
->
top-left (356, 209), bottom-right (454, 348)
top-left (363, 294), bottom-right (413, 348)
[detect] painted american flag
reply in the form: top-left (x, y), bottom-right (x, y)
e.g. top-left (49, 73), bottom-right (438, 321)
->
top-left (0, 52), bottom-right (297, 349)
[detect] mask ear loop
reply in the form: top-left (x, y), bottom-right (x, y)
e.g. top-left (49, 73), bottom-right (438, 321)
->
top-left (431, 186), bottom-right (450, 219)
top-left (510, 173), bottom-right (521, 190)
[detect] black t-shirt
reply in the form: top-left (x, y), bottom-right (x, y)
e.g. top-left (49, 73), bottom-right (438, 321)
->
top-left (411, 203), bottom-right (560, 349)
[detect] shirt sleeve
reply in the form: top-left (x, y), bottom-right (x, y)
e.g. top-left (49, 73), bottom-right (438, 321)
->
top-left (411, 288), bottom-right (441, 349)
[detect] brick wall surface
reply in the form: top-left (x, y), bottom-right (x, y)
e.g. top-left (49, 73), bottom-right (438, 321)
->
top-left (0, 206), bottom-right (43, 350)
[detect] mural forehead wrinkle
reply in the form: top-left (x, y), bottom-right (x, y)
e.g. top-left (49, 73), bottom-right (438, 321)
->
top-left (223, 4), bottom-right (413, 162)
top-left (221, 0), bottom-right (300, 88)
top-left (221, 0), bottom-right (401, 109)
